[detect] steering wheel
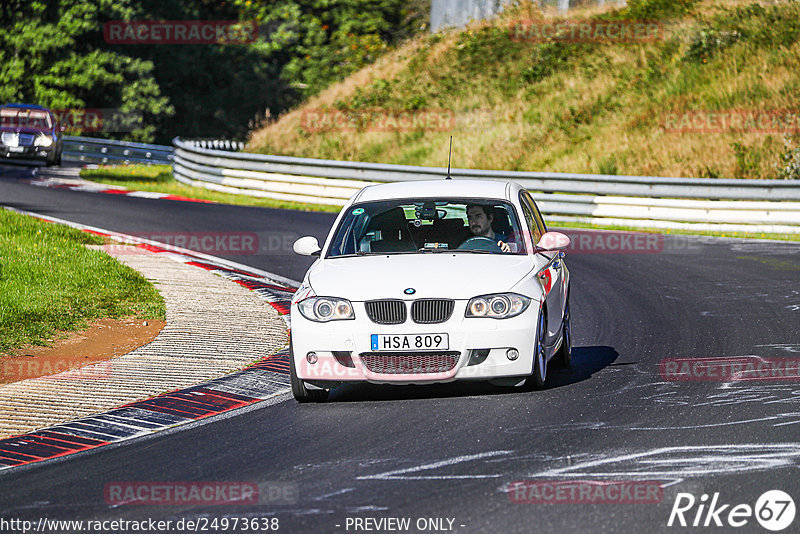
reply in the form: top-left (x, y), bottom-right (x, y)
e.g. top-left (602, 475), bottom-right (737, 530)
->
top-left (457, 236), bottom-right (502, 252)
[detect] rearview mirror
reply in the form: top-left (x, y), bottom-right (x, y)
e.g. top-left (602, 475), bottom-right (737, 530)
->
top-left (293, 236), bottom-right (321, 256)
top-left (535, 231), bottom-right (571, 252)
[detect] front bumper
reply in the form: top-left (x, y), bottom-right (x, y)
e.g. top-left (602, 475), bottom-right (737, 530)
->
top-left (0, 144), bottom-right (55, 161)
top-left (291, 299), bottom-right (538, 385)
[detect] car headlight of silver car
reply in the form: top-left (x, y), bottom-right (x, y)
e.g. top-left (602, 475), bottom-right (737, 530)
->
top-left (465, 293), bottom-right (530, 319)
top-left (297, 297), bottom-right (355, 322)
top-left (34, 134), bottom-right (54, 147)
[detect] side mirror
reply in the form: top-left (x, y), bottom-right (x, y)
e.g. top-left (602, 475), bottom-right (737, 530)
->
top-left (293, 236), bottom-right (321, 256)
top-left (535, 231), bottom-right (571, 253)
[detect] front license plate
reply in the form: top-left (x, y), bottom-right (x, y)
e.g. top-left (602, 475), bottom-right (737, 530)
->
top-left (370, 333), bottom-right (449, 351)
top-left (8, 146), bottom-right (24, 152)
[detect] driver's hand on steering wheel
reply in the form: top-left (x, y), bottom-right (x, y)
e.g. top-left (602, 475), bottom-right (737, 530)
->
top-left (498, 241), bottom-right (511, 253)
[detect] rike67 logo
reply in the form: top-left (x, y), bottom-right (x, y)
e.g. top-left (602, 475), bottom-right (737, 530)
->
top-left (668, 490), bottom-right (795, 531)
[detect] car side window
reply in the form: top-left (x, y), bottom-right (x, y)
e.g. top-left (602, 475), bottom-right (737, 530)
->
top-left (528, 194), bottom-right (548, 235)
top-left (521, 191), bottom-right (547, 238)
top-left (329, 210), bottom-right (359, 256)
top-left (518, 194), bottom-right (543, 245)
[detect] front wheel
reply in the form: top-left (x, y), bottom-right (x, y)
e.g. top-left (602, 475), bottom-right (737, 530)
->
top-left (289, 341), bottom-right (329, 403)
top-left (554, 295), bottom-right (571, 368)
top-left (525, 309), bottom-right (547, 389)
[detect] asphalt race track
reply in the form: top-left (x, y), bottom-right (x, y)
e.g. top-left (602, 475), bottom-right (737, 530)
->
top-left (2, 163), bottom-right (800, 533)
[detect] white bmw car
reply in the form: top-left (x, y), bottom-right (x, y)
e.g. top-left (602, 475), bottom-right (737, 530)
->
top-left (289, 179), bottom-right (571, 402)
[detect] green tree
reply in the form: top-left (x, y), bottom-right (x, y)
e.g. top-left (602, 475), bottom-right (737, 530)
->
top-left (0, 0), bottom-right (423, 143)
top-left (0, 0), bottom-right (173, 142)
top-left (234, 0), bottom-right (426, 98)
top-left (116, 0), bottom-right (293, 142)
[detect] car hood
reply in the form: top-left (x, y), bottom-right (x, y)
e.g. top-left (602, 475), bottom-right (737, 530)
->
top-left (307, 254), bottom-right (536, 301)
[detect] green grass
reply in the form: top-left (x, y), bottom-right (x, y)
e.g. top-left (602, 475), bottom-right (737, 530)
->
top-left (79, 165), bottom-right (341, 213)
top-left (0, 209), bottom-right (166, 354)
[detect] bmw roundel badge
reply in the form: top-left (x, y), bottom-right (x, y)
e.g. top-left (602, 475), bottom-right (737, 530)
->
top-left (404, 288), bottom-right (416, 295)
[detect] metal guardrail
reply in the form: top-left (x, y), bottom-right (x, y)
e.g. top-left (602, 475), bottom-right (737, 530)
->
top-left (171, 137), bottom-right (800, 233)
top-left (188, 139), bottom-right (246, 151)
top-left (63, 135), bottom-right (172, 165)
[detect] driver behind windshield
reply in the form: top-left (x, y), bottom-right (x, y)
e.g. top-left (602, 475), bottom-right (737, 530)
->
top-left (465, 204), bottom-right (511, 253)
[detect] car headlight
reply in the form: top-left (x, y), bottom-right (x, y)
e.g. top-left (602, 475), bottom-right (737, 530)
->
top-left (465, 293), bottom-right (530, 319)
top-left (297, 297), bottom-right (355, 322)
top-left (34, 134), bottom-right (53, 147)
top-left (292, 282), bottom-right (315, 305)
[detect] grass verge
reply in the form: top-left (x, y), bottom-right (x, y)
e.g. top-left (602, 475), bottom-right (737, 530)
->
top-left (79, 165), bottom-right (341, 213)
top-left (0, 209), bottom-right (166, 354)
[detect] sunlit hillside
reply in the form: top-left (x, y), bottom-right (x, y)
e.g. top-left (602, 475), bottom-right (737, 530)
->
top-left (248, 0), bottom-right (800, 179)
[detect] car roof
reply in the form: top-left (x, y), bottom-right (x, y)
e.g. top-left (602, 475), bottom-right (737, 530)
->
top-left (2, 103), bottom-right (50, 110)
top-left (354, 179), bottom-right (520, 203)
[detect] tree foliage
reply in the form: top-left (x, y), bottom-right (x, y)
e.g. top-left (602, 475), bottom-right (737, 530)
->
top-left (0, 0), bottom-right (422, 143)
top-left (228, 0), bottom-right (425, 97)
top-left (0, 0), bottom-right (172, 142)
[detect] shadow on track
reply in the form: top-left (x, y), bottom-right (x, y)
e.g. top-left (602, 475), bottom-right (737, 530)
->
top-left (324, 345), bottom-right (618, 403)
top-left (543, 345), bottom-right (620, 389)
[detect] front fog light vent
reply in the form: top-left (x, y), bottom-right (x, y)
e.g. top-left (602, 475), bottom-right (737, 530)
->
top-left (468, 349), bottom-right (490, 366)
top-left (332, 351), bottom-right (355, 368)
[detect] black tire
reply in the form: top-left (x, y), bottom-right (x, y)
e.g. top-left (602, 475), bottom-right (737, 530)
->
top-left (525, 308), bottom-right (547, 389)
top-left (554, 294), bottom-right (572, 368)
top-left (289, 341), bottom-right (329, 403)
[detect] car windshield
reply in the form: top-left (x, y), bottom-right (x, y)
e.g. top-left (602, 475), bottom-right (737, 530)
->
top-left (0, 108), bottom-right (52, 130)
top-left (326, 198), bottom-right (527, 257)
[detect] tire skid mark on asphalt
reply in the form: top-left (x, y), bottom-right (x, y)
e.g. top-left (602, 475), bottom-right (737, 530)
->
top-left (520, 443), bottom-right (800, 483)
top-left (0, 224), bottom-right (296, 472)
top-left (356, 451), bottom-right (514, 481)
